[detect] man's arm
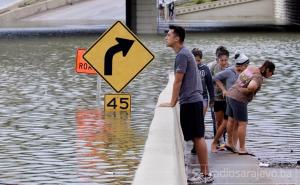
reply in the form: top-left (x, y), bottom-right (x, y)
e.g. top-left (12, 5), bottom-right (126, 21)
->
top-left (159, 72), bottom-right (184, 107)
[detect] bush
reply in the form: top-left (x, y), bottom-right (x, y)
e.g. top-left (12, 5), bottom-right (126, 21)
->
top-left (193, 0), bottom-right (218, 4)
top-left (194, 0), bottom-right (206, 4)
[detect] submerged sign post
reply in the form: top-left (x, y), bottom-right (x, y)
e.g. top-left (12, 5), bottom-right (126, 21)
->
top-left (83, 21), bottom-right (155, 112)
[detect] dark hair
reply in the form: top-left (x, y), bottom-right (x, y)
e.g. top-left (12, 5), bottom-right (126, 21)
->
top-left (260, 60), bottom-right (275, 76)
top-left (192, 48), bottom-right (203, 59)
top-left (217, 47), bottom-right (229, 58)
top-left (169, 25), bottom-right (185, 43)
top-left (215, 46), bottom-right (227, 57)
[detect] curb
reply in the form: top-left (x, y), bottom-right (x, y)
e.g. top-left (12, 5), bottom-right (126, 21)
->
top-left (0, 26), bottom-right (107, 38)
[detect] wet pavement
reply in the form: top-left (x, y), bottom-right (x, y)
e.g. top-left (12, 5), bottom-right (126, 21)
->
top-left (0, 0), bottom-right (125, 29)
top-left (185, 140), bottom-right (300, 185)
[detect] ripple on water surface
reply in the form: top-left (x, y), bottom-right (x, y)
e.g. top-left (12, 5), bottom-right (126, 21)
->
top-left (0, 32), bottom-right (299, 184)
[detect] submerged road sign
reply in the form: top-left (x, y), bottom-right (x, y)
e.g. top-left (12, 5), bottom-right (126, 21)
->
top-left (104, 94), bottom-right (131, 112)
top-left (75, 48), bottom-right (96, 74)
top-left (83, 21), bottom-right (155, 93)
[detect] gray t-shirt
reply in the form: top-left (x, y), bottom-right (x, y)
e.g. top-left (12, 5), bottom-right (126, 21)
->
top-left (214, 66), bottom-right (239, 90)
top-left (210, 62), bottom-right (226, 101)
top-left (174, 47), bottom-right (203, 104)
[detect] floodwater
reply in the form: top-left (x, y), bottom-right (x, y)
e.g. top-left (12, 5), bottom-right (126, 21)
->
top-left (0, 32), bottom-right (299, 184)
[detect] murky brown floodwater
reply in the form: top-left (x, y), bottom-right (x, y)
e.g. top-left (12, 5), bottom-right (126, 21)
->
top-left (0, 32), bottom-right (299, 184)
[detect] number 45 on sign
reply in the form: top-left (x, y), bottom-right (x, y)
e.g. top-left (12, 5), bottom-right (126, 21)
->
top-left (104, 94), bottom-right (131, 112)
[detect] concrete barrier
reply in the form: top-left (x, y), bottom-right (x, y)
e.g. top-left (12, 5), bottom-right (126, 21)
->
top-left (175, 0), bottom-right (274, 21)
top-left (133, 73), bottom-right (187, 185)
top-left (0, 0), bottom-right (83, 22)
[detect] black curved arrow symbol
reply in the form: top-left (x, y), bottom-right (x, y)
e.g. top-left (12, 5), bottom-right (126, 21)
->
top-left (104, 37), bottom-right (134, 75)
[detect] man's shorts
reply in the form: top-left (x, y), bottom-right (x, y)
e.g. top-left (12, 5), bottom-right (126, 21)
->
top-left (226, 97), bottom-right (248, 122)
top-left (180, 101), bottom-right (204, 141)
top-left (214, 100), bottom-right (228, 119)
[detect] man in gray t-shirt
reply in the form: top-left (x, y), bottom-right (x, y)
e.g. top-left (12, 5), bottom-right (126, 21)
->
top-left (160, 25), bottom-right (213, 184)
top-left (174, 47), bottom-right (203, 104)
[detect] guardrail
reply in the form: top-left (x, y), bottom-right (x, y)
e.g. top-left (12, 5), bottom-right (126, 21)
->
top-left (132, 73), bottom-right (187, 185)
top-left (176, 0), bottom-right (258, 15)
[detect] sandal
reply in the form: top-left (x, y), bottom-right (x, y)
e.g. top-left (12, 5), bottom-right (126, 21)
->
top-left (238, 151), bottom-right (255, 157)
top-left (225, 145), bottom-right (237, 153)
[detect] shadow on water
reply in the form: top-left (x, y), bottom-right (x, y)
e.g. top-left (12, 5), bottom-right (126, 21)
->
top-left (0, 32), bottom-right (299, 184)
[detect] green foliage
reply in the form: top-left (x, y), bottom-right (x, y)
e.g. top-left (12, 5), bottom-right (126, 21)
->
top-left (193, 0), bottom-right (219, 4)
top-left (194, 0), bottom-right (206, 4)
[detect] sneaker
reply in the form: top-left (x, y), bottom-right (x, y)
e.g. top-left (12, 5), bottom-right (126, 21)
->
top-left (218, 143), bottom-right (226, 151)
top-left (187, 173), bottom-right (214, 184)
top-left (191, 146), bottom-right (196, 155)
top-left (219, 138), bottom-right (225, 146)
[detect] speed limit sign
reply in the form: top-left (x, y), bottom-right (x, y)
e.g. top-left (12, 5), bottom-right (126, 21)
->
top-left (104, 94), bottom-right (131, 112)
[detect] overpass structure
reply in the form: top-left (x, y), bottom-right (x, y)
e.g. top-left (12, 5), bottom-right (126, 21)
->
top-left (0, 0), bottom-right (299, 34)
top-left (126, 0), bottom-right (300, 33)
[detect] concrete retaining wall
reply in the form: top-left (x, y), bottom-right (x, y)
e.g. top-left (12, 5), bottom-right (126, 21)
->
top-left (136, 0), bottom-right (158, 34)
top-left (133, 74), bottom-right (187, 185)
top-left (274, 0), bottom-right (287, 23)
top-left (176, 0), bottom-right (274, 21)
top-left (0, 0), bottom-right (83, 22)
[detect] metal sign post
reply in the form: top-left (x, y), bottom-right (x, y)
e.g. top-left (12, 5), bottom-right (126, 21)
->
top-left (96, 75), bottom-right (102, 106)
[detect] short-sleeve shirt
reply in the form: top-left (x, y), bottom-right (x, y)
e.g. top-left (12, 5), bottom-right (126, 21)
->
top-left (214, 66), bottom-right (239, 90)
top-left (210, 62), bottom-right (226, 101)
top-left (174, 47), bottom-right (203, 104)
top-left (227, 67), bottom-right (263, 103)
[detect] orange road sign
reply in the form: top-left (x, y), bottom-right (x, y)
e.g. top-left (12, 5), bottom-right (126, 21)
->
top-left (75, 48), bottom-right (97, 74)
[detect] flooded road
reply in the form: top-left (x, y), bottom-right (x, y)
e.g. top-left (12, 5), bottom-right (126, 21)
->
top-left (0, 32), bottom-right (299, 184)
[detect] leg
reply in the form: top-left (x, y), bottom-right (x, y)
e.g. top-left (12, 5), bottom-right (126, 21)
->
top-left (191, 100), bottom-right (208, 154)
top-left (226, 116), bottom-right (235, 147)
top-left (211, 120), bottom-right (227, 152)
top-left (203, 105), bottom-right (208, 116)
top-left (210, 107), bottom-right (216, 137)
top-left (203, 99), bottom-right (208, 117)
top-left (222, 119), bottom-right (228, 143)
top-left (233, 119), bottom-right (239, 148)
top-left (194, 137), bottom-right (209, 175)
top-left (228, 98), bottom-right (248, 152)
top-left (222, 101), bottom-right (228, 143)
top-left (238, 121), bottom-right (247, 152)
top-left (214, 111), bottom-right (224, 129)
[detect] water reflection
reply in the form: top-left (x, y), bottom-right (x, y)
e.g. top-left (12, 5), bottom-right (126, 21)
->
top-left (0, 32), bottom-right (299, 184)
top-left (76, 109), bottom-right (138, 184)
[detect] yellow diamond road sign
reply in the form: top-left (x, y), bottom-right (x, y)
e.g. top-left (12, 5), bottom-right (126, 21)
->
top-left (83, 21), bottom-right (155, 93)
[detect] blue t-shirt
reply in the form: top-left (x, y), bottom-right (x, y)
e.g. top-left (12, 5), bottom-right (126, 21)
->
top-left (174, 47), bottom-right (203, 104)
